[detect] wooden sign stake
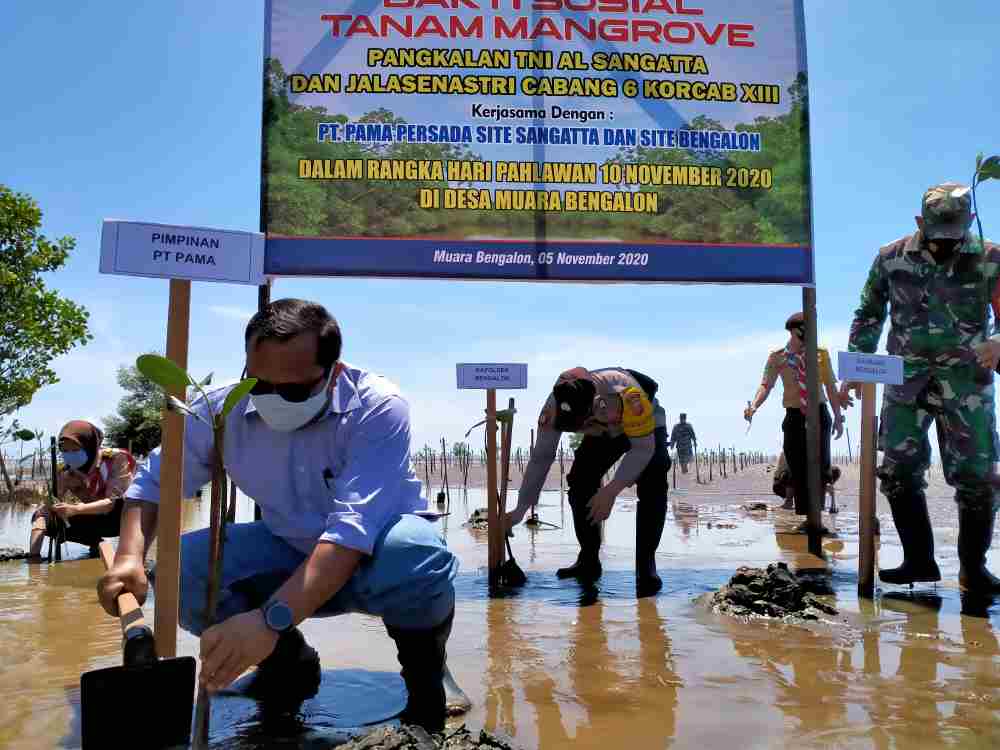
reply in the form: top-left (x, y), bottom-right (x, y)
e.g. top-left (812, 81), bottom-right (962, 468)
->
top-left (486, 388), bottom-right (504, 591)
top-left (858, 382), bottom-right (878, 598)
top-left (153, 279), bottom-right (191, 658)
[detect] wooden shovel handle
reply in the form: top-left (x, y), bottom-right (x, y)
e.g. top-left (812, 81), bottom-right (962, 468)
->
top-left (98, 541), bottom-right (148, 637)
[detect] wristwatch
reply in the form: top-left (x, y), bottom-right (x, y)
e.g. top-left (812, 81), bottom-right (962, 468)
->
top-left (261, 599), bottom-right (294, 634)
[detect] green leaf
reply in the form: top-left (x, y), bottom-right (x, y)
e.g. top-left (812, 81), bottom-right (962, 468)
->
top-left (977, 155), bottom-right (1000, 181)
top-left (977, 152), bottom-right (984, 171)
top-left (14, 429), bottom-right (35, 441)
top-left (198, 372), bottom-right (214, 388)
top-left (136, 354), bottom-right (192, 392)
top-left (496, 408), bottom-right (518, 425)
top-left (221, 379), bottom-right (257, 418)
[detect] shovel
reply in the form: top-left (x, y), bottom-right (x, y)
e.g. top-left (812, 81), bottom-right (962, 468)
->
top-left (80, 542), bottom-right (196, 750)
top-left (496, 398), bottom-right (526, 588)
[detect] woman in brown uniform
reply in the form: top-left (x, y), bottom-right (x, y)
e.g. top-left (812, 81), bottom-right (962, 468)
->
top-left (27, 420), bottom-right (136, 559)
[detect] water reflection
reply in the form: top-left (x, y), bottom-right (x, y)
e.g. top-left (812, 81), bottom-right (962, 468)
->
top-left (484, 594), bottom-right (679, 749)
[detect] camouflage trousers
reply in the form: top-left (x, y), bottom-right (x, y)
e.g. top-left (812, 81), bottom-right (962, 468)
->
top-left (878, 373), bottom-right (997, 511)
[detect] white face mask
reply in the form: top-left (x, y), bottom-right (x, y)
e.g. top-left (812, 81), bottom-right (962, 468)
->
top-left (250, 367), bottom-right (335, 432)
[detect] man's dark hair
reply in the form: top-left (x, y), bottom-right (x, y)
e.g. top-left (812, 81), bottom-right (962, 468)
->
top-left (245, 298), bottom-right (342, 368)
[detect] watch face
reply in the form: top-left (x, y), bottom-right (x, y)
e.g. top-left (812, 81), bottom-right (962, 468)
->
top-left (265, 601), bottom-right (293, 631)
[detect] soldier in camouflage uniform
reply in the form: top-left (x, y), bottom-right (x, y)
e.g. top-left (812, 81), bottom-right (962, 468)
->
top-left (841, 182), bottom-right (1000, 593)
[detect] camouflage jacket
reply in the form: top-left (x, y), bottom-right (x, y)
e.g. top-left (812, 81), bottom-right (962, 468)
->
top-left (848, 232), bottom-right (1000, 382)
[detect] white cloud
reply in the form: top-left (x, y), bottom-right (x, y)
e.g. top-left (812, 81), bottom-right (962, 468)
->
top-left (208, 305), bottom-right (255, 323)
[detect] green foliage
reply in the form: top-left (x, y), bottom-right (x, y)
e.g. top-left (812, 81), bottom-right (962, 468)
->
top-left (13, 429), bottom-right (35, 441)
top-left (0, 185), bottom-right (92, 416)
top-left (221, 380), bottom-right (257, 419)
top-left (136, 353), bottom-right (191, 393)
top-left (103, 354), bottom-right (165, 456)
top-left (568, 433), bottom-right (584, 451)
top-left (971, 152), bottom-right (1000, 262)
top-left (136, 354), bottom-right (256, 428)
top-left (262, 59), bottom-right (475, 238)
top-left (263, 61), bottom-right (813, 246)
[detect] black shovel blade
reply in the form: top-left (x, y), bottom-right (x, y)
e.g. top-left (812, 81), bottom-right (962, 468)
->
top-left (498, 559), bottom-right (527, 587)
top-left (80, 656), bottom-right (196, 750)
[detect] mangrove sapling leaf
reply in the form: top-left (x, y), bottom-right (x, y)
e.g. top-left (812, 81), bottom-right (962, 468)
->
top-left (136, 357), bottom-right (256, 750)
top-left (198, 372), bottom-right (214, 388)
top-left (14, 430), bottom-right (35, 441)
top-left (136, 354), bottom-right (192, 393)
top-left (978, 156), bottom-right (1000, 182)
top-left (220, 379), bottom-right (257, 420)
top-left (496, 408), bottom-right (517, 425)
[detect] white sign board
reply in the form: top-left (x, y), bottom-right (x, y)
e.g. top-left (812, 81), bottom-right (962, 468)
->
top-left (838, 352), bottom-right (904, 386)
top-left (456, 363), bottom-right (528, 390)
top-left (100, 220), bottom-right (265, 285)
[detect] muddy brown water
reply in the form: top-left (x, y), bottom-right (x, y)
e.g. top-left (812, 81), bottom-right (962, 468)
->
top-left (1, 465), bottom-right (998, 749)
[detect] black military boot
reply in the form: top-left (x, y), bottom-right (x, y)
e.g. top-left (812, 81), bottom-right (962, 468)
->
top-left (241, 626), bottom-right (321, 711)
top-left (880, 492), bottom-right (941, 585)
top-left (386, 608), bottom-right (455, 733)
top-left (958, 504), bottom-right (1000, 594)
top-left (636, 497), bottom-right (667, 598)
top-left (556, 498), bottom-right (602, 581)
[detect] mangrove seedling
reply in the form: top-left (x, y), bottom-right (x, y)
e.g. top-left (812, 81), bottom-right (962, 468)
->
top-left (135, 354), bottom-right (256, 750)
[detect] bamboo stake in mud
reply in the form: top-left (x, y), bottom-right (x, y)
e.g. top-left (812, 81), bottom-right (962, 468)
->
top-left (193, 425), bottom-right (228, 748)
top-left (440, 437), bottom-right (451, 510)
top-left (858, 382), bottom-right (878, 598)
top-left (486, 389), bottom-right (503, 591)
top-left (49, 436), bottom-right (63, 561)
top-left (154, 278), bottom-right (190, 659)
top-left (499, 397), bottom-right (514, 522)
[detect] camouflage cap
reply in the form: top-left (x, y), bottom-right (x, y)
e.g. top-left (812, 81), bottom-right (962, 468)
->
top-left (921, 182), bottom-right (973, 240)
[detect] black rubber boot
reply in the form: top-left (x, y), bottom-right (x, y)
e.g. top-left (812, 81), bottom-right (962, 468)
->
top-left (386, 609), bottom-right (454, 734)
top-left (635, 498), bottom-right (666, 598)
top-left (242, 626), bottom-right (321, 711)
top-left (879, 492), bottom-right (941, 585)
top-left (556, 553), bottom-right (602, 581)
top-left (556, 496), bottom-right (602, 581)
top-left (958, 504), bottom-right (1000, 594)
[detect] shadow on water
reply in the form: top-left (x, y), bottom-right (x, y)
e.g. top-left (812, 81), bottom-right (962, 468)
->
top-left (211, 669), bottom-right (406, 749)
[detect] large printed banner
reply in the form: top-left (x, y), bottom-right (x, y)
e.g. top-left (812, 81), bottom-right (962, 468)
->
top-left (262, 0), bottom-right (813, 283)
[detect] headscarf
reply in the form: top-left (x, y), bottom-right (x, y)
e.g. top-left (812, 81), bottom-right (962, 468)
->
top-left (58, 420), bottom-right (104, 474)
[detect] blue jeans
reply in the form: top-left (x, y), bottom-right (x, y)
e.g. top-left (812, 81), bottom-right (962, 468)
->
top-left (157, 514), bottom-right (457, 635)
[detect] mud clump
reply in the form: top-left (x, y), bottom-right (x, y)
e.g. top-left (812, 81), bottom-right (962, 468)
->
top-left (463, 509), bottom-right (489, 530)
top-left (0, 548), bottom-right (28, 562)
top-left (340, 725), bottom-right (518, 750)
top-left (711, 563), bottom-right (838, 622)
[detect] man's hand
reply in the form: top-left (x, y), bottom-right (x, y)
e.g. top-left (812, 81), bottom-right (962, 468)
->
top-left (832, 413), bottom-right (845, 440)
top-left (97, 555), bottom-right (148, 617)
top-left (586, 484), bottom-right (618, 525)
top-left (974, 340), bottom-right (1000, 371)
top-left (743, 405), bottom-right (756, 422)
top-left (504, 505), bottom-right (529, 533)
top-left (200, 610), bottom-right (279, 693)
top-left (838, 382), bottom-right (861, 409)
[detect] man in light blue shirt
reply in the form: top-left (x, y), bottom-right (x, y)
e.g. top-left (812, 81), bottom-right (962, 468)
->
top-left (97, 299), bottom-right (458, 731)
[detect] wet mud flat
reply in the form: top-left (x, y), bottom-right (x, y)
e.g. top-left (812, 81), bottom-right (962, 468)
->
top-left (0, 464), bottom-right (999, 749)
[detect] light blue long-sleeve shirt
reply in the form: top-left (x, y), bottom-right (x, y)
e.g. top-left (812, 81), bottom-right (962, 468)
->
top-left (125, 363), bottom-right (426, 555)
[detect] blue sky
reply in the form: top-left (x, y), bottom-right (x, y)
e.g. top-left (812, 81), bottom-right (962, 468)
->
top-left (3, 0), bottom-right (999, 460)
